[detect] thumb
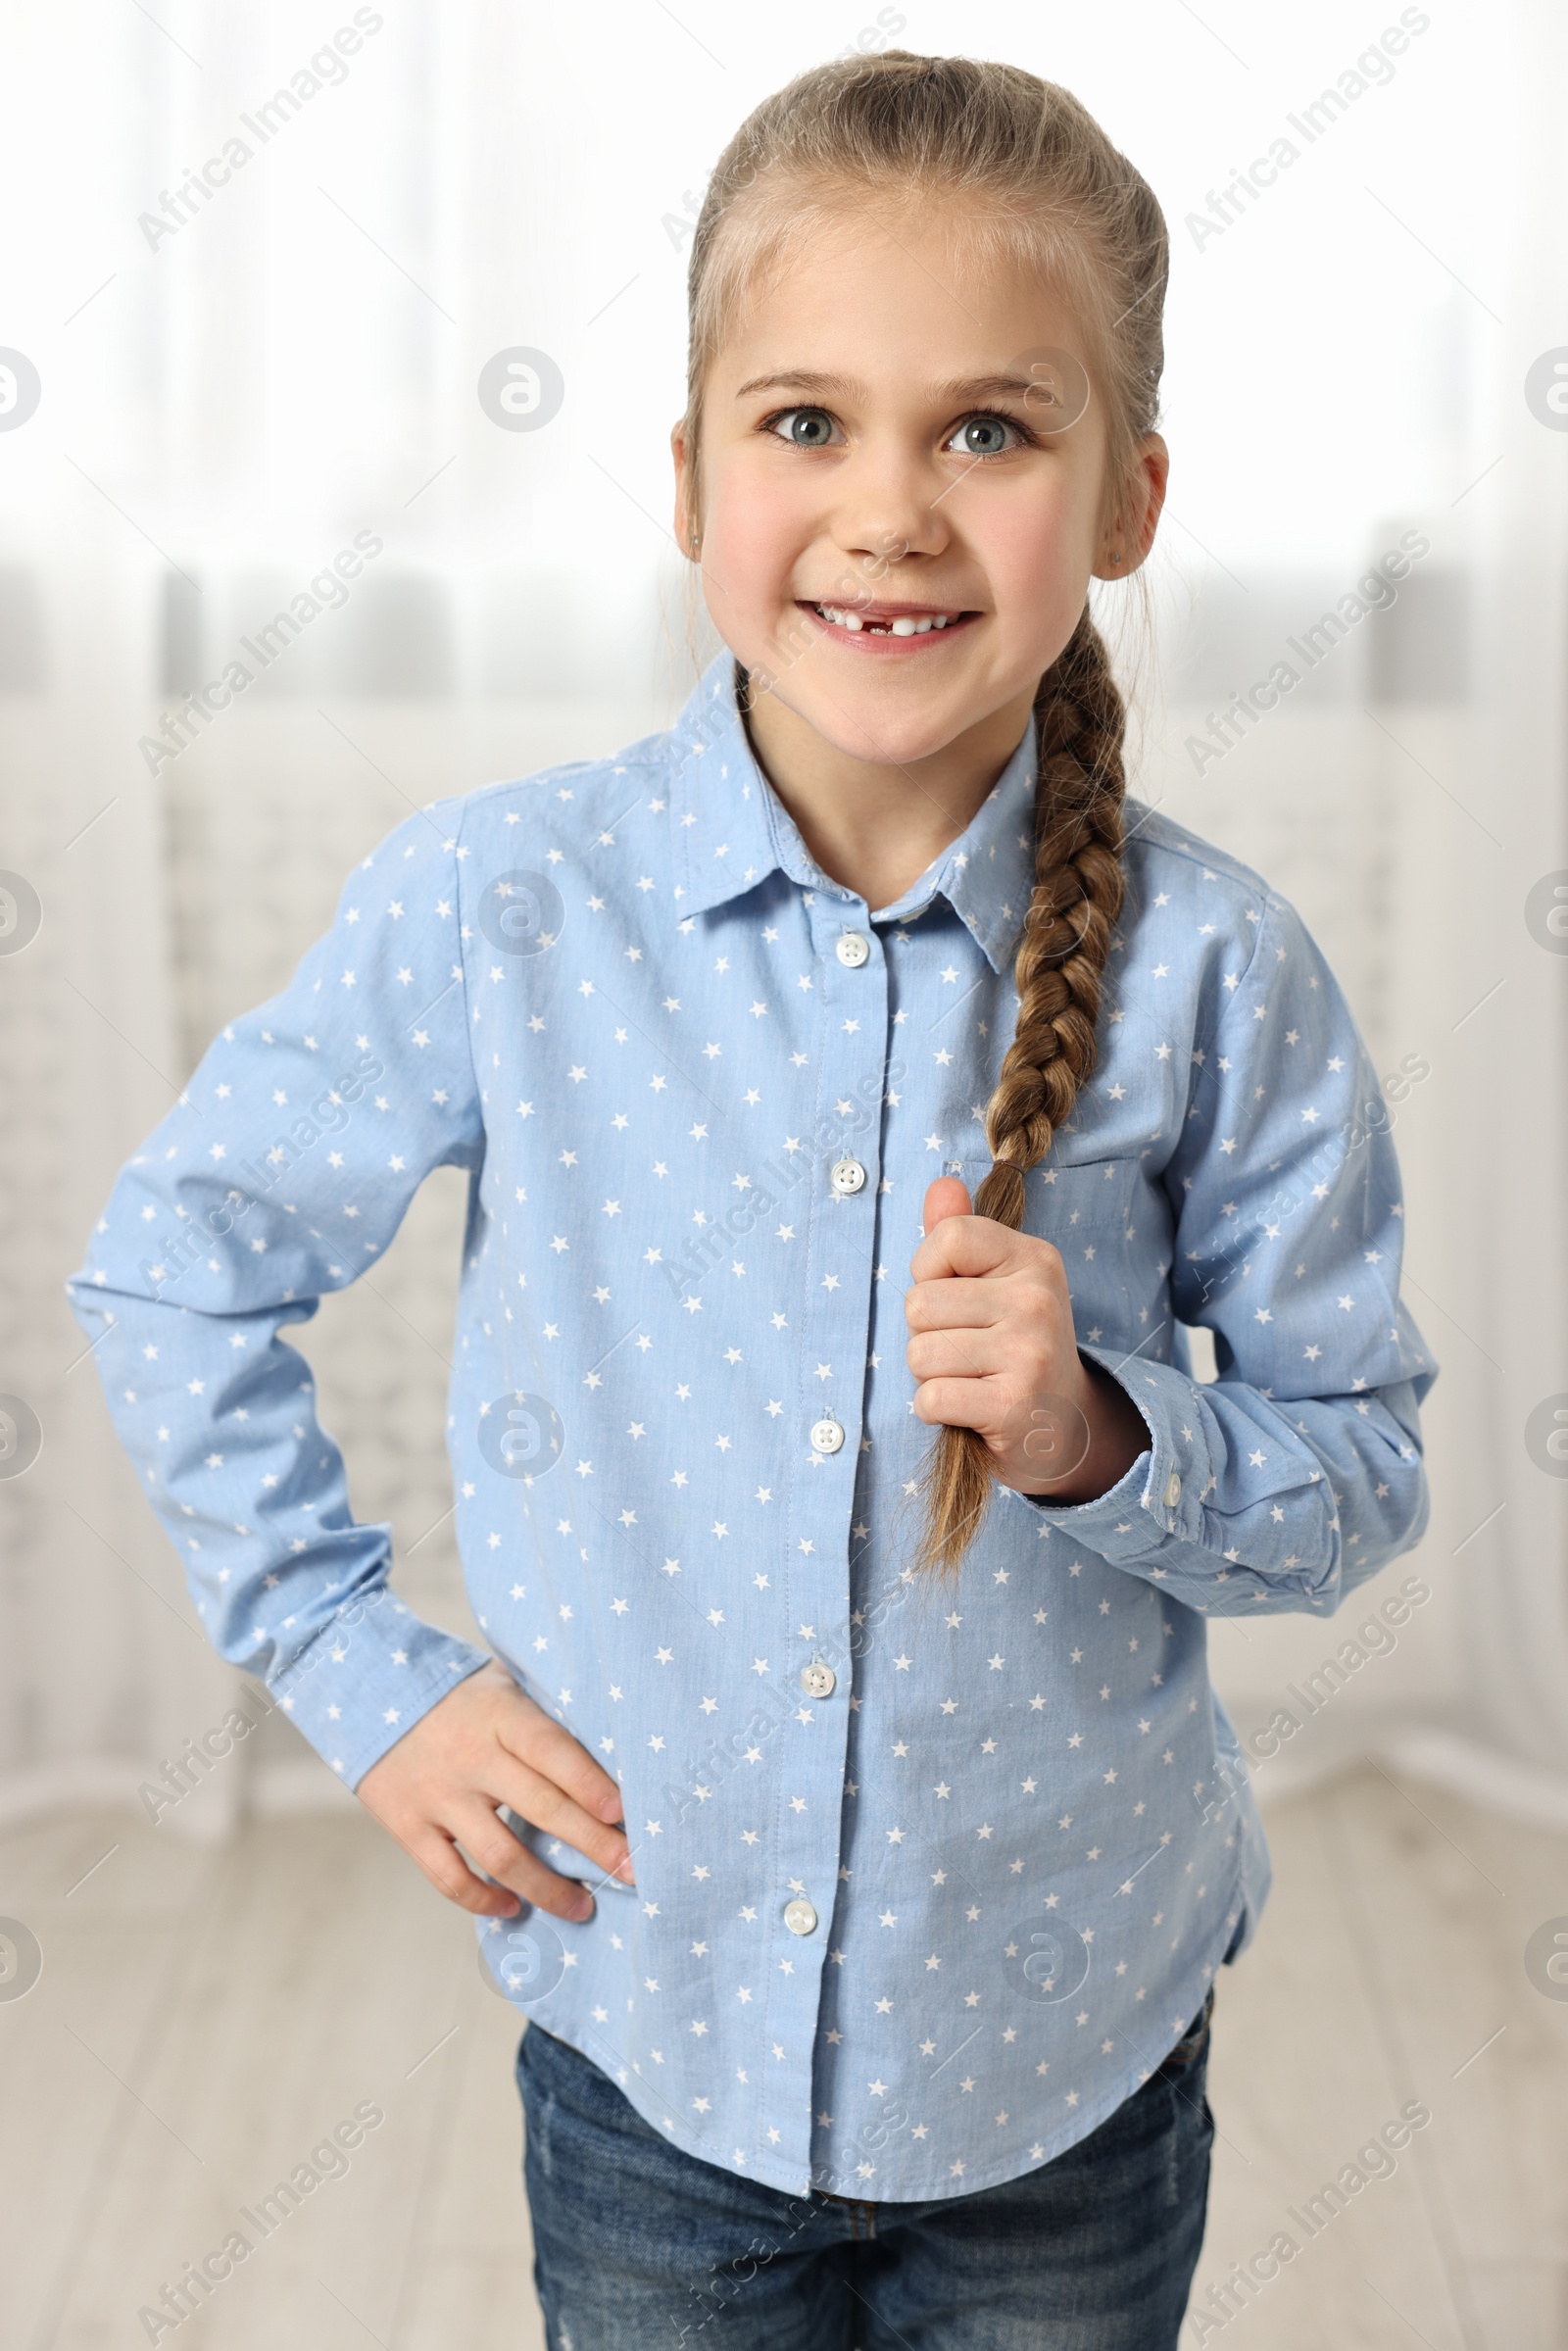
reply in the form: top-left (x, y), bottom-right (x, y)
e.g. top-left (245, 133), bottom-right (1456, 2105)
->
top-left (922, 1175), bottom-right (973, 1238)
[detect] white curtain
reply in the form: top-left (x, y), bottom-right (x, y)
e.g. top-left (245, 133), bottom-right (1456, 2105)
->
top-left (2, 0), bottom-right (1563, 1842)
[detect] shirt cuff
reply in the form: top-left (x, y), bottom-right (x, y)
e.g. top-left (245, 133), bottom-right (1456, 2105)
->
top-left (1003, 1344), bottom-right (1206, 1568)
top-left (268, 1581), bottom-right (493, 1789)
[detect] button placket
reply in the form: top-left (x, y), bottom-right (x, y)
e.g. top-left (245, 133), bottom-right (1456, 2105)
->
top-left (764, 894), bottom-right (885, 2165)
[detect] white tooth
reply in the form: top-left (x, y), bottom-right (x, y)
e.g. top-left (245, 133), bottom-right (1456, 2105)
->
top-left (932, 614), bottom-right (948, 627)
top-left (843, 612), bottom-right (862, 631)
top-left (911, 617), bottom-right (932, 634)
top-left (890, 616), bottom-right (917, 636)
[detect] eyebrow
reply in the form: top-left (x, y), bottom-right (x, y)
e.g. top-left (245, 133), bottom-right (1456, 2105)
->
top-left (732, 369), bottom-right (1050, 406)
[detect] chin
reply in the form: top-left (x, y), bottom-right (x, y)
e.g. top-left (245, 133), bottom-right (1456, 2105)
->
top-left (786, 696), bottom-right (943, 762)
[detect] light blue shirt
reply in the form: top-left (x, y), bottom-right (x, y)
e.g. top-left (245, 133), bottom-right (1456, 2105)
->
top-left (70, 654), bottom-right (1437, 2200)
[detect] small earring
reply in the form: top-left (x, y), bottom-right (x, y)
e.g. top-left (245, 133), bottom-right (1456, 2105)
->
top-left (1109, 551), bottom-right (1123, 566)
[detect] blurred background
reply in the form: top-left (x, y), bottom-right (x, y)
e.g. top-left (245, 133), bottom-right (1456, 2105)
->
top-left (1, 2), bottom-right (1565, 2345)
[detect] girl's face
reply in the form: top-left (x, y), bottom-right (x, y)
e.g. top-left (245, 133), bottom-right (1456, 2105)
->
top-left (673, 204), bottom-right (1166, 772)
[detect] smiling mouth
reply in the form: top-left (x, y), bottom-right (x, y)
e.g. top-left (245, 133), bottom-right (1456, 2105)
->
top-left (801, 600), bottom-right (979, 639)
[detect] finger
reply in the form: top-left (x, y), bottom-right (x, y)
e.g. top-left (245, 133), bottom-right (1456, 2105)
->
top-left (911, 1374), bottom-right (1000, 1434)
top-left (400, 1821), bottom-right (531, 1919)
top-left (922, 1175), bottom-right (972, 1237)
top-left (488, 1757), bottom-right (635, 1886)
top-left (906, 1327), bottom-right (1013, 1383)
top-left (358, 1778), bottom-right (524, 1911)
top-left (905, 1275), bottom-right (1013, 1333)
top-left (909, 1210), bottom-right (1029, 1286)
top-left (498, 1700), bottom-right (626, 1828)
top-left (449, 1799), bottom-right (599, 1922)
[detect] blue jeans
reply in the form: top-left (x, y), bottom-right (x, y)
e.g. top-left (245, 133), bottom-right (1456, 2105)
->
top-left (515, 1990), bottom-right (1214, 2349)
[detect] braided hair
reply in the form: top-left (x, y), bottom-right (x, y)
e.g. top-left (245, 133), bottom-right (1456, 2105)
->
top-left (678, 52), bottom-right (1168, 1576)
top-left (909, 613), bottom-right (1129, 1575)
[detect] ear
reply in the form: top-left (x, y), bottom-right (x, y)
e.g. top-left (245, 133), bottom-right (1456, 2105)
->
top-left (671, 421), bottom-right (698, 562)
top-left (1093, 432), bottom-right (1170, 580)
top-left (1130, 431), bottom-right (1170, 559)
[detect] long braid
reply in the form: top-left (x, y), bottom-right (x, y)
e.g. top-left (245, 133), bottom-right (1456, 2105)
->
top-left (908, 612), bottom-right (1129, 1579)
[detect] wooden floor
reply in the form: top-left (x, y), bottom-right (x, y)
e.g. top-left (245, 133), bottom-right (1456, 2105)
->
top-left (3, 1761), bottom-right (1564, 2350)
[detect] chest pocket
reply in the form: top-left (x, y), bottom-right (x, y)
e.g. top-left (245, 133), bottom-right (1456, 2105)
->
top-left (1036, 1159), bottom-right (1145, 1343)
top-left (1032, 1155), bottom-right (1142, 1247)
top-left (944, 1152), bottom-right (1141, 1239)
top-left (948, 1154), bottom-right (1156, 1348)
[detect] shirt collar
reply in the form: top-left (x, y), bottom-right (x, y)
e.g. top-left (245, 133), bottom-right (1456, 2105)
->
top-left (667, 654), bottom-right (1039, 977)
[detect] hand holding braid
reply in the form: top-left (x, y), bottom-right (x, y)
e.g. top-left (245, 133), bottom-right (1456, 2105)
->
top-left (904, 611), bottom-right (1144, 1578)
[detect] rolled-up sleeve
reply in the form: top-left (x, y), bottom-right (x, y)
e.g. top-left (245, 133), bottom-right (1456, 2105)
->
top-left (66, 802), bottom-right (493, 1786)
top-left (1010, 888), bottom-right (1440, 1617)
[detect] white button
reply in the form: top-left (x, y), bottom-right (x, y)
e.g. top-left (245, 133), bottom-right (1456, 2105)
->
top-left (830, 1157), bottom-right (866, 1197)
top-left (835, 932), bottom-right (870, 966)
top-left (1163, 1472), bottom-right (1182, 1509)
top-left (801, 1659), bottom-right (836, 1698)
top-left (810, 1418), bottom-right (845, 1455)
top-left (784, 1897), bottom-right (818, 1936)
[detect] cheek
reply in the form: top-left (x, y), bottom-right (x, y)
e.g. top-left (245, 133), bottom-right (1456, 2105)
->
top-left (703, 466), bottom-right (810, 611)
top-left (979, 491), bottom-right (1096, 639)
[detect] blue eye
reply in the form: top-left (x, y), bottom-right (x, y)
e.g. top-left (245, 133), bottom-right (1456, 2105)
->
top-left (770, 408), bottom-right (838, 448)
top-left (948, 415), bottom-right (1019, 457)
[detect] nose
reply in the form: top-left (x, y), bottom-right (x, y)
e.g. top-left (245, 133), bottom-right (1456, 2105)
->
top-left (829, 431), bottom-right (953, 586)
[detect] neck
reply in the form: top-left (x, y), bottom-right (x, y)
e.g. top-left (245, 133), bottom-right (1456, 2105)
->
top-left (741, 679), bottom-right (1037, 916)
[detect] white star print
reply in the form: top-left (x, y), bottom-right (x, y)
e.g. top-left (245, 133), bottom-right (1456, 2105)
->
top-left (69, 655), bottom-right (1435, 2210)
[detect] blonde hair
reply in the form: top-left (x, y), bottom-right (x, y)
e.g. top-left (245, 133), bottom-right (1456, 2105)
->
top-left (681, 51), bottom-right (1169, 1575)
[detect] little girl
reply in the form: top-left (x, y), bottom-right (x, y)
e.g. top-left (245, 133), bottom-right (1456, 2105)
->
top-left (73, 50), bottom-right (1438, 2350)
